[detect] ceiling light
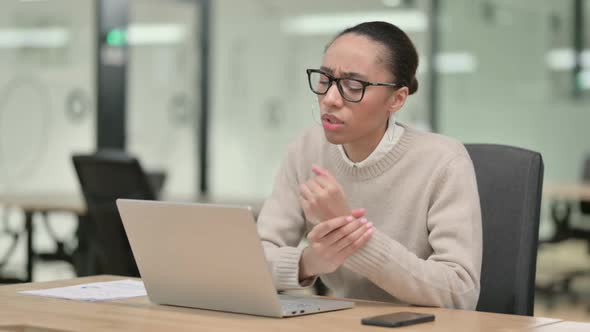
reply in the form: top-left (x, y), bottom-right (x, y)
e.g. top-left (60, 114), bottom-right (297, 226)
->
top-left (0, 27), bottom-right (68, 48)
top-left (127, 24), bottom-right (185, 45)
top-left (281, 10), bottom-right (427, 35)
top-left (382, 0), bottom-right (403, 7)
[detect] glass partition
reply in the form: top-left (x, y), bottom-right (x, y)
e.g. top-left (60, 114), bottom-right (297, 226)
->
top-left (126, 0), bottom-right (201, 199)
top-left (439, 0), bottom-right (589, 183)
top-left (0, 0), bottom-right (96, 195)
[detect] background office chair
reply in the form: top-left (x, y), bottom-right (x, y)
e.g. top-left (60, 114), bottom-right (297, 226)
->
top-left (465, 144), bottom-right (544, 316)
top-left (72, 150), bottom-right (164, 277)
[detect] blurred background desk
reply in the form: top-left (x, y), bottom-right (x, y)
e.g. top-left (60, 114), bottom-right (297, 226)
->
top-left (543, 183), bottom-right (590, 243)
top-left (0, 192), bottom-right (263, 283)
top-left (0, 193), bottom-right (85, 283)
top-left (538, 183), bottom-right (590, 311)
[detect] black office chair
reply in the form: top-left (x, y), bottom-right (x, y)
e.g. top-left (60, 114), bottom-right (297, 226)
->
top-left (72, 150), bottom-right (165, 277)
top-left (465, 144), bottom-right (544, 316)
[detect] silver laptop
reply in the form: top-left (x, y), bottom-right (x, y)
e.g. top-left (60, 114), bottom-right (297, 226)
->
top-left (116, 199), bottom-right (354, 317)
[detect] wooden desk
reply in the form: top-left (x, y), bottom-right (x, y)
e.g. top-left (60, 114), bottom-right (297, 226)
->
top-left (530, 320), bottom-right (590, 331)
top-left (0, 276), bottom-right (562, 332)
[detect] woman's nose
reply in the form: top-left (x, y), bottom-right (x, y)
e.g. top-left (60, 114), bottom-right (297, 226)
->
top-left (322, 82), bottom-right (343, 106)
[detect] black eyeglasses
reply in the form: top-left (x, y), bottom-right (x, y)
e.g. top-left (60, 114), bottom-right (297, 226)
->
top-left (306, 69), bottom-right (399, 103)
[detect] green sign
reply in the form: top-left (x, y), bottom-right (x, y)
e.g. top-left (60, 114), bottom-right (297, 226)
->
top-left (106, 28), bottom-right (127, 46)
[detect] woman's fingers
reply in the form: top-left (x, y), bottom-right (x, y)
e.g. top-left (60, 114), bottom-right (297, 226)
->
top-left (351, 208), bottom-right (366, 219)
top-left (321, 217), bottom-right (369, 246)
top-left (312, 165), bottom-right (337, 182)
top-left (312, 174), bottom-right (331, 189)
top-left (338, 226), bottom-right (374, 256)
top-left (306, 178), bottom-right (325, 195)
top-left (308, 215), bottom-right (373, 249)
top-left (311, 164), bottom-right (327, 176)
top-left (307, 216), bottom-right (351, 241)
top-left (332, 221), bottom-right (373, 253)
top-left (299, 183), bottom-right (314, 201)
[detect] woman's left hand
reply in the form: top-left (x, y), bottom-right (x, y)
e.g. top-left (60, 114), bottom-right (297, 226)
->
top-left (299, 165), bottom-right (351, 224)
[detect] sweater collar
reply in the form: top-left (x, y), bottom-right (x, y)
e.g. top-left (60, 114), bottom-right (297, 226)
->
top-left (329, 122), bottom-right (418, 181)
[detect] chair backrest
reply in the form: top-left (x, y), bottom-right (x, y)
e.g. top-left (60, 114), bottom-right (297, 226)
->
top-left (72, 150), bottom-right (161, 277)
top-left (580, 156), bottom-right (590, 215)
top-left (465, 144), bottom-right (544, 316)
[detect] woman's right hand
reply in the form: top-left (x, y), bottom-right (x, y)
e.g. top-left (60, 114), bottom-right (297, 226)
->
top-left (299, 213), bottom-right (374, 279)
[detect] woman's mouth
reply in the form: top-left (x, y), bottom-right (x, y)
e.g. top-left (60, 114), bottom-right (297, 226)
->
top-left (321, 114), bottom-right (344, 131)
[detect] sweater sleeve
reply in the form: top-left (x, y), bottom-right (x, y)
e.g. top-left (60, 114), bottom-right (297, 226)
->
top-left (343, 155), bottom-right (483, 309)
top-left (256, 143), bottom-right (315, 290)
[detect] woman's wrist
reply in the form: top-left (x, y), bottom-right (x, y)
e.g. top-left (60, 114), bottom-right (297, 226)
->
top-left (298, 247), bottom-right (316, 281)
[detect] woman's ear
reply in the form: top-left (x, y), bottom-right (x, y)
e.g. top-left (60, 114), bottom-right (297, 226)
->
top-left (388, 86), bottom-right (409, 114)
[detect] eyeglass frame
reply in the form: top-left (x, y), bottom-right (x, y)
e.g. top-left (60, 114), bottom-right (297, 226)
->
top-left (306, 69), bottom-right (399, 103)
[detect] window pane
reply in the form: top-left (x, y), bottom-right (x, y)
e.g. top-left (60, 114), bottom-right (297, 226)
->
top-left (438, 0), bottom-right (590, 240)
top-left (0, 0), bottom-right (96, 194)
top-left (127, 0), bottom-right (201, 199)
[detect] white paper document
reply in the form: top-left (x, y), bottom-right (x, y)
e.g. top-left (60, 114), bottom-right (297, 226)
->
top-left (19, 279), bottom-right (147, 302)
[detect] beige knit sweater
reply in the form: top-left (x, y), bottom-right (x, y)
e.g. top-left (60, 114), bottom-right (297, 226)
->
top-left (256, 123), bottom-right (482, 310)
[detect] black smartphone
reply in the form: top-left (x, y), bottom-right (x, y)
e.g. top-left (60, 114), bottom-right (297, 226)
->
top-left (361, 311), bottom-right (435, 328)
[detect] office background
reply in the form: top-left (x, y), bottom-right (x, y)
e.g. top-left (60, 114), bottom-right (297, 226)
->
top-left (0, 0), bottom-right (589, 321)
